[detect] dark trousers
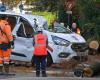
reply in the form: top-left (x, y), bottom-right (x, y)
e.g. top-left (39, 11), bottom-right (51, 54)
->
top-left (34, 55), bottom-right (47, 72)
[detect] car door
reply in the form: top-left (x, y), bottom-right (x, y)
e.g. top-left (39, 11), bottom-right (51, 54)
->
top-left (11, 16), bottom-right (34, 62)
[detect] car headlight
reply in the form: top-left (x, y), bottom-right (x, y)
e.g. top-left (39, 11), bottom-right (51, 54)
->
top-left (51, 35), bottom-right (70, 46)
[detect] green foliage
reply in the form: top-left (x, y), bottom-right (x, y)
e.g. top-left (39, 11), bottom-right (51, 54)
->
top-left (76, 0), bottom-right (100, 43)
top-left (58, 4), bottom-right (67, 24)
top-left (30, 0), bottom-right (61, 12)
top-left (3, 0), bottom-right (99, 43)
top-left (95, 0), bottom-right (100, 2)
top-left (2, 0), bottom-right (20, 8)
top-left (32, 11), bottom-right (56, 26)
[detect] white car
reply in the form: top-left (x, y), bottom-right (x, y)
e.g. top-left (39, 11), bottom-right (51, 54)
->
top-left (0, 12), bottom-right (88, 66)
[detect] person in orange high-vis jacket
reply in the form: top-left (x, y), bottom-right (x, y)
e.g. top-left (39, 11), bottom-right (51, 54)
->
top-left (33, 26), bottom-right (48, 77)
top-left (76, 27), bottom-right (81, 34)
top-left (0, 16), bottom-right (14, 74)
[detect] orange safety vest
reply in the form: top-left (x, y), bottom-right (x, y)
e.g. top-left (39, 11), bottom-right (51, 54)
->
top-left (0, 20), bottom-right (13, 44)
top-left (34, 33), bottom-right (47, 56)
top-left (77, 28), bottom-right (81, 34)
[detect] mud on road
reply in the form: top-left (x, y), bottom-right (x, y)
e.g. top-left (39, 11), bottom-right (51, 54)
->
top-left (0, 55), bottom-right (100, 79)
top-left (0, 65), bottom-right (75, 79)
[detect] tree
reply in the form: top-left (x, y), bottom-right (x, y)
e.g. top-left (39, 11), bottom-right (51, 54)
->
top-left (75, 0), bottom-right (100, 43)
top-left (1, 0), bottom-right (20, 8)
top-left (58, 0), bottom-right (76, 27)
top-left (27, 0), bottom-right (61, 12)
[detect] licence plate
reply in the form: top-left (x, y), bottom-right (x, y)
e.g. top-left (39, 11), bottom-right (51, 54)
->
top-left (77, 52), bottom-right (88, 56)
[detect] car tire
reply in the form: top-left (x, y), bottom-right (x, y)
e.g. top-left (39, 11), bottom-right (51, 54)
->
top-left (74, 68), bottom-right (83, 77)
top-left (46, 52), bottom-right (53, 67)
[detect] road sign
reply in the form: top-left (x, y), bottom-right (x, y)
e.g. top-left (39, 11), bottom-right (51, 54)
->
top-left (64, 0), bottom-right (76, 11)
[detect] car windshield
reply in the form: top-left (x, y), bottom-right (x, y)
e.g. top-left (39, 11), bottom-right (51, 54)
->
top-left (51, 26), bottom-right (72, 34)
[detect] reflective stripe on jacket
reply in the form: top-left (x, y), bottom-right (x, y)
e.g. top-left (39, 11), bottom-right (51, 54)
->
top-left (34, 33), bottom-right (47, 56)
top-left (77, 28), bottom-right (81, 34)
top-left (0, 20), bottom-right (13, 44)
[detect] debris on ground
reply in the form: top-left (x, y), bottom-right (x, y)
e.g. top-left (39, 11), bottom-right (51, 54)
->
top-left (74, 54), bottom-right (100, 77)
top-left (51, 59), bottom-right (78, 69)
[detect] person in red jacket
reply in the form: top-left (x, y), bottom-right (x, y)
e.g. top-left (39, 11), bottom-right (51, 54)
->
top-left (33, 26), bottom-right (48, 77)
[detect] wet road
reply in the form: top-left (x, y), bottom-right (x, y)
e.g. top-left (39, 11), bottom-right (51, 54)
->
top-left (0, 66), bottom-right (73, 79)
top-left (0, 66), bottom-right (100, 80)
top-left (1, 76), bottom-right (100, 80)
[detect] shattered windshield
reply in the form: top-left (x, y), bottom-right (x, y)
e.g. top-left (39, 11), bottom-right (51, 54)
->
top-left (52, 26), bottom-right (72, 34)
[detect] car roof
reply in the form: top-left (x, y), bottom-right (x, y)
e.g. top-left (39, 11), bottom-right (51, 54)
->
top-left (0, 12), bottom-right (47, 27)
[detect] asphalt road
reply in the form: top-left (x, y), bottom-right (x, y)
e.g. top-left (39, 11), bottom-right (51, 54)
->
top-left (0, 65), bottom-right (100, 80)
top-left (1, 77), bottom-right (100, 80)
top-left (0, 67), bottom-right (73, 79)
top-left (0, 70), bottom-right (100, 80)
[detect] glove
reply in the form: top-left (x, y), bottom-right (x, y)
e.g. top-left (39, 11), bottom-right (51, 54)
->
top-left (10, 41), bottom-right (14, 46)
top-left (10, 41), bottom-right (14, 49)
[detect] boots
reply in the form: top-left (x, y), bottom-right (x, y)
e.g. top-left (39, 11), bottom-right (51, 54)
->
top-left (4, 64), bottom-right (9, 74)
top-left (42, 71), bottom-right (47, 77)
top-left (36, 70), bottom-right (40, 77)
top-left (36, 70), bottom-right (47, 77)
top-left (0, 66), bottom-right (3, 74)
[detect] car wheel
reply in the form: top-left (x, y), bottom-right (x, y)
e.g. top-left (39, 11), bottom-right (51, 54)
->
top-left (74, 68), bottom-right (83, 77)
top-left (46, 52), bottom-right (53, 67)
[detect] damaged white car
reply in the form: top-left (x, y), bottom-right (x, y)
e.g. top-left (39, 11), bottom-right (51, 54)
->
top-left (0, 12), bottom-right (88, 66)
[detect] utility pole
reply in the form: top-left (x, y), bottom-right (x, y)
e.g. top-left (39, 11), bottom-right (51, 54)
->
top-left (64, 0), bottom-right (76, 28)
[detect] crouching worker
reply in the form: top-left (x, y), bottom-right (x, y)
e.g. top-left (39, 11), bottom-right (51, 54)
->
top-left (33, 26), bottom-right (48, 77)
top-left (0, 16), bottom-right (14, 74)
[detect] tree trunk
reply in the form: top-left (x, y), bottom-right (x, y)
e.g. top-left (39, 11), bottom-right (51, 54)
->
top-left (89, 40), bottom-right (99, 50)
top-left (83, 62), bottom-right (100, 77)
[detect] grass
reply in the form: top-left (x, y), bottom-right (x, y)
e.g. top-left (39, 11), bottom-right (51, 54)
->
top-left (32, 11), bottom-right (56, 26)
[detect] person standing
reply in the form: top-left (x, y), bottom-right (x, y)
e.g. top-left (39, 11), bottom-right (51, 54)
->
top-left (53, 19), bottom-right (61, 28)
top-left (71, 22), bottom-right (80, 34)
top-left (33, 26), bottom-right (48, 77)
top-left (0, 16), bottom-right (14, 74)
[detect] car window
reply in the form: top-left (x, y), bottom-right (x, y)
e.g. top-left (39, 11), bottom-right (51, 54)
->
top-left (7, 16), bottom-right (17, 31)
top-left (54, 26), bottom-right (72, 33)
top-left (17, 17), bottom-right (34, 38)
top-left (50, 25), bottom-right (72, 34)
top-left (43, 22), bottom-right (48, 30)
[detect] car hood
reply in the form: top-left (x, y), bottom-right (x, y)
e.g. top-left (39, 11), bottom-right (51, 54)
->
top-left (54, 33), bottom-right (86, 43)
top-left (44, 30), bottom-right (86, 43)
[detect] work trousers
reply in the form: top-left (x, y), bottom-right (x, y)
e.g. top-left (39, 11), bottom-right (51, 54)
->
top-left (34, 55), bottom-right (47, 72)
top-left (0, 49), bottom-right (11, 66)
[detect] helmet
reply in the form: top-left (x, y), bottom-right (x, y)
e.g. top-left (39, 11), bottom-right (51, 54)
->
top-left (37, 25), bottom-right (43, 32)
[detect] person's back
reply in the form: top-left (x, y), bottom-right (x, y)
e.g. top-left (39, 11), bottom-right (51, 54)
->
top-left (33, 27), bottom-right (48, 77)
top-left (34, 33), bottom-right (47, 56)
